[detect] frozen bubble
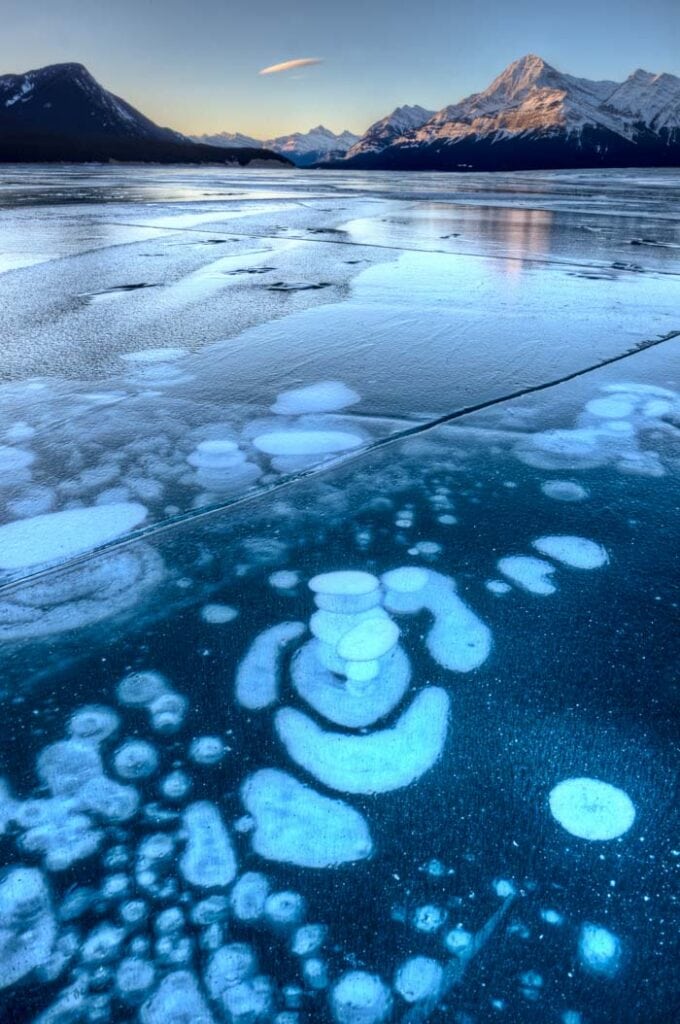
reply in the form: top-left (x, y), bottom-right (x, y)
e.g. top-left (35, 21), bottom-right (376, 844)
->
top-left (113, 740), bottom-right (159, 780)
top-left (269, 570), bottom-right (301, 591)
top-left (541, 480), bottom-right (589, 502)
top-left (493, 879), bottom-right (516, 898)
top-left (155, 907), bottom-right (185, 935)
top-left (140, 969), bottom-right (215, 1024)
top-left (413, 904), bottom-right (446, 934)
top-left (291, 924), bottom-right (327, 957)
top-left (79, 777), bottom-right (139, 822)
top-left (82, 923), bottom-right (125, 963)
top-left (540, 909), bottom-right (564, 926)
top-left (7, 485), bottom-right (56, 519)
top-left (344, 659), bottom-right (380, 683)
top-left (394, 956), bottom-right (444, 1003)
top-left (180, 802), bottom-right (238, 888)
top-left (498, 556), bottom-right (556, 596)
top-left (190, 737), bottom-right (226, 766)
top-left (549, 777), bottom-right (636, 840)
top-left (444, 927), bottom-right (473, 955)
top-left (253, 430), bottom-right (363, 456)
top-left (275, 687), bottom-right (449, 794)
top-left (383, 568), bottom-right (491, 672)
top-left (0, 445), bottom-right (34, 473)
top-left (68, 705), bottom-right (120, 744)
top-left (0, 544), bottom-right (163, 640)
top-left (310, 606), bottom-right (388, 648)
top-left (205, 943), bottom-right (257, 1000)
top-left (122, 348), bottom-right (188, 364)
top-left (241, 769), bottom-right (373, 868)
top-left (485, 579), bottom-right (511, 595)
top-left (310, 570), bottom-right (379, 597)
top-left (230, 872), bottom-right (270, 922)
top-left (0, 502), bottom-right (148, 571)
top-left (585, 397), bottom-right (636, 419)
top-left (0, 867), bottom-right (56, 989)
top-left (264, 890), bottom-right (305, 929)
top-left (101, 873), bottom-right (130, 901)
top-left (578, 923), bottom-right (622, 976)
top-left (337, 618), bottom-right (400, 662)
top-left (271, 381), bottom-right (360, 415)
top-left (302, 957), bottom-right (329, 990)
top-left (330, 971), bottom-right (392, 1024)
top-left (160, 770), bottom-right (192, 802)
top-left (192, 895), bottom-right (229, 927)
top-left (37, 740), bottom-right (103, 797)
top-left (149, 692), bottom-right (189, 734)
top-left (532, 535), bottom-right (608, 570)
top-left (116, 957), bottom-right (156, 1005)
top-left (235, 621), bottom-right (306, 710)
top-left (116, 670), bottom-right (169, 707)
top-left (201, 603), bottom-right (239, 625)
top-left (221, 975), bottom-right (273, 1024)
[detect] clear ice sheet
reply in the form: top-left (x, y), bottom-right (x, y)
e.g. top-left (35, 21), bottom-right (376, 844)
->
top-left (0, 169), bottom-right (677, 1024)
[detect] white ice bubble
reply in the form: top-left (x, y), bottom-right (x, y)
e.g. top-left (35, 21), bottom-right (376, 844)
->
top-left (141, 969), bottom-right (215, 1024)
top-left (230, 872), bottom-right (270, 922)
top-left (549, 777), bottom-right (636, 840)
top-left (532, 535), bottom-right (608, 570)
top-left (0, 445), bottom-right (34, 474)
top-left (291, 924), bottom-right (327, 957)
top-left (67, 705), bottom-right (119, 744)
top-left (264, 891), bottom-right (306, 929)
top-left (541, 480), bottom-right (589, 502)
top-left (269, 570), bottom-right (301, 591)
top-left (205, 943), bottom-right (257, 1000)
top-left (585, 397), bottom-right (636, 419)
top-left (498, 555), bottom-right (557, 596)
top-left (201, 603), bottom-right (239, 625)
top-left (485, 579), bottom-right (512, 595)
top-left (330, 971), bottom-right (392, 1024)
top-left (241, 769), bottom-right (372, 869)
top-left (180, 802), bottom-right (237, 888)
top-left (412, 904), bottom-right (446, 934)
top-left (189, 736), bottom-right (226, 766)
top-left (384, 569), bottom-right (491, 673)
top-left (444, 927), bottom-right (473, 955)
top-left (122, 348), bottom-right (188, 364)
top-left (271, 381), bottom-right (360, 415)
top-left (0, 502), bottom-right (148, 571)
top-left (578, 923), bottom-right (622, 976)
top-left (114, 740), bottom-right (159, 780)
top-left (309, 571), bottom-right (379, 597)
top-left (235, 622), bottom-right (307, 710)
top-left (336, 618), bottom-right (400, 662)
top-left (0, 867), bottom-right (56, 990)
top-left (292, 641), bottom-right (410, 728)
top-left (117, 671), bottom-right (169, 707)
top-left (253, 431), bottom-right (364, 456)
top-left (394, 956), bottom-right (444, 1003)
top-left (275, 687), bottom-right (449, 795)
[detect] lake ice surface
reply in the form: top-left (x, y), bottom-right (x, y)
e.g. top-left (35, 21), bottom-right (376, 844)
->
top-left (0, 167), bottom-right (677, 1024)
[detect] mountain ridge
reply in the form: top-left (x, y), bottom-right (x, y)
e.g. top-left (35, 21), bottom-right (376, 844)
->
top-left (0, 62), bottom-right (291, 166)
top-left (192, 124), bottom-right (360, 167)
top-left (325, 54), bottom-right (680, 171)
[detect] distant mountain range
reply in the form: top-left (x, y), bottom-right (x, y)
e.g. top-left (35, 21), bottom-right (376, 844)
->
top-left (326, 54), bottom-right (680, 171)
top-left (0, 63), bottom-right (290, 166)
top-left (192, 125), bottom-right (360, 167)
top-left (2, 56), bottom-right (678, 171)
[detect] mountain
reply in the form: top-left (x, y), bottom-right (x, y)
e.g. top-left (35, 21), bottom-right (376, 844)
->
top-left (0, 63), bottom-right (291, 166)
top-left (342, 105), bottom-right (435, 160)
top-left (327, 55), bottom-right (680, 171)
top-left (193, 125), bottom-right (360, 166)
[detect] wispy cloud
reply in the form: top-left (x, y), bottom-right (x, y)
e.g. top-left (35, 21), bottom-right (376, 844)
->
top-left (259, 58), bottom-right (323, 76)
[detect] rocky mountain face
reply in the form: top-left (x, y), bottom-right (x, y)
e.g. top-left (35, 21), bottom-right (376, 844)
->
top-left (0, 63), bottom-right (291, 165)
top-left (328, 55), bottom-right (680, 171)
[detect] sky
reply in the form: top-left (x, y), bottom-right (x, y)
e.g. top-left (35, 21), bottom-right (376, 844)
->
top-left (1, 0), bottom-right (679, 137)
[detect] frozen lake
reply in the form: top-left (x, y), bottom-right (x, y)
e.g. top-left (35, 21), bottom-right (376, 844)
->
top-left (0, 166), bottom-right (678, 1024)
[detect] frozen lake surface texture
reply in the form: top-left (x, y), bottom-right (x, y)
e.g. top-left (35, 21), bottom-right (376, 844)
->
top-left (0, 166), bottom-right (678, 1024)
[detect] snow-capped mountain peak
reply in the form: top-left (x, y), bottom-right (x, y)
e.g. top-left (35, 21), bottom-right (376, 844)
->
top-left (192, 124), bottom-right (360, 166)
top-left (332, 54), bottom-right (680, 171)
